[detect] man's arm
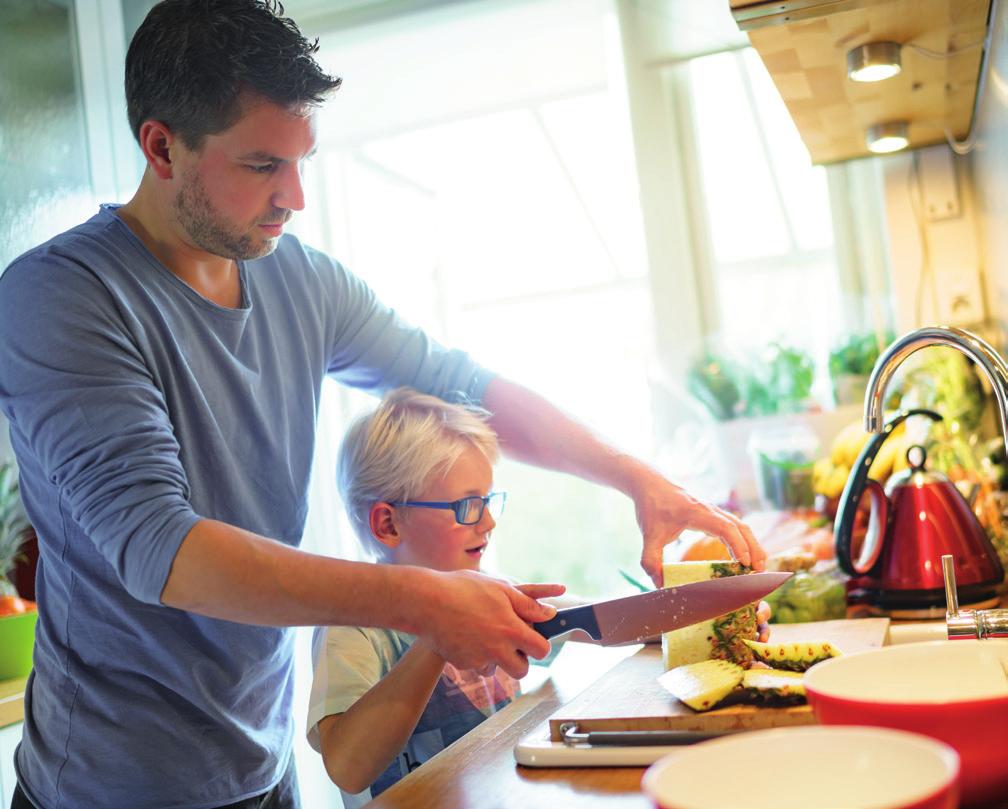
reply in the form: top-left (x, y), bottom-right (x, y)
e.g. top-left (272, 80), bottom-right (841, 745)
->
top-left (160, 518), bottom-right (563, 677)
top-left (482, 377), bottom-right (766, 586)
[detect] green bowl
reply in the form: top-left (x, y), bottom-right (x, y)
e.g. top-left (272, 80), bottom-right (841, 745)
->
top-left (0, 609), bottom-right (38, 679)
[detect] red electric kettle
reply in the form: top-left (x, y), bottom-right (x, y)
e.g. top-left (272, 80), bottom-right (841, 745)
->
top-left (834, 408), bottom-right (1005, 610)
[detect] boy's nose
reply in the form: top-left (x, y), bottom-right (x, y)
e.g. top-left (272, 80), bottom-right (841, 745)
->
top-left (477, 508), bottom-right (496, 532)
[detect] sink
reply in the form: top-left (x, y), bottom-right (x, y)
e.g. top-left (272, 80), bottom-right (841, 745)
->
top-left (886, 622), bottom-right (948, 645)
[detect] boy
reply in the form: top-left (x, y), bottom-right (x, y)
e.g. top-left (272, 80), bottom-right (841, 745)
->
top-left (306, 388), bottom-right (558, 805)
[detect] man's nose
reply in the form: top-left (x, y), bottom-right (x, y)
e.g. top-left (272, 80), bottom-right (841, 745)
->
top-left (273, 163), bottom-right (306, 211)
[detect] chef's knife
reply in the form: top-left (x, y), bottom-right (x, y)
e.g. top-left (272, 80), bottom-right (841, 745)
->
top-left (532, 571), bottom-right (792, 646)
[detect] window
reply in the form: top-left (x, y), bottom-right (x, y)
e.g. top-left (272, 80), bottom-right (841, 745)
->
top-left (293, 0), bottom-right (651, 597)
top-left (679, 48), bottom-right (844, 396)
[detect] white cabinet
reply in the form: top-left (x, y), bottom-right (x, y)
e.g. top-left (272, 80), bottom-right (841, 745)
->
top-left (1, 722), bottom-right (23, 808)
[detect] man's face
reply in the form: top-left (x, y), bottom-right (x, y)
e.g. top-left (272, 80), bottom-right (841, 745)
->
top-left (171, 97), bottom-right (317, 260)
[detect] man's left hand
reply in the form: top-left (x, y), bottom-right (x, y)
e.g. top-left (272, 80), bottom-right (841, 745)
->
top-left (630, 469), bottom-right (766, 587)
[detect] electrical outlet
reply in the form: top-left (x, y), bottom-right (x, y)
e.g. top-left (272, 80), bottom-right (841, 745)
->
top-left (935, 269), bottom-right (986, 326)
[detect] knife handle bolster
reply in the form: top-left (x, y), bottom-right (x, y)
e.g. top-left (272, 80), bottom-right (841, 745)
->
top-left (532, 606), bottom-right (601, 641)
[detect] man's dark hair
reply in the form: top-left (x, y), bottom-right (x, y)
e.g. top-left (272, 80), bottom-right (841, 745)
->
top-left (125, 0), bottom-right (341, 149)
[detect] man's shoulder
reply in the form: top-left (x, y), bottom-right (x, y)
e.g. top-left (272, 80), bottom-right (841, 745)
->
top-left (2, 206), bottom-right (127, 279)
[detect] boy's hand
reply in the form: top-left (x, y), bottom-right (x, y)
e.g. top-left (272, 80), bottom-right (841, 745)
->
top-left (412, 570), bottom-right (565, 679)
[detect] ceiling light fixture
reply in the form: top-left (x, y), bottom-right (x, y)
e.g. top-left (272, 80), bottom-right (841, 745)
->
top-left (847, 41), bottom-right (903, 82)
top-left (866, 121), bottom-right (910, 154)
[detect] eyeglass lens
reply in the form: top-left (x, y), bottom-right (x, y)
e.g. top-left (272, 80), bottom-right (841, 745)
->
top-left (456, 492), bottom-right (506, 524)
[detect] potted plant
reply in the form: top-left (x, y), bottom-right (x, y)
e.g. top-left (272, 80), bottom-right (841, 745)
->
top-left (0, 460), bottom-right (38, 679)
top-left (829, 331), bottom-right (893, 406)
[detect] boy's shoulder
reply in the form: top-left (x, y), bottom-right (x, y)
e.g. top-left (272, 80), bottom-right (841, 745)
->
top-left (314, 624), bottom-right (415, 664)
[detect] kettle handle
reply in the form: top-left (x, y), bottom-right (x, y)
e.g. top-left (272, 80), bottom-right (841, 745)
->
top-left (834, 408), bottom-right (942, 577)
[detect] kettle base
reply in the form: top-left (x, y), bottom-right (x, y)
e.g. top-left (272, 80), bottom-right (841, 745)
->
top-left (859, 594), bottom-right (1002, 620)
top-left (848, 578), bottom-right (1004, 616)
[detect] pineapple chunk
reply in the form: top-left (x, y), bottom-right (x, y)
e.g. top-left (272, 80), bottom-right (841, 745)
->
top-left (661, 561), bottom-right (757, 670)
top-left (659, 659), bottom-right (745, 712)
top-left (742, 639), bottom-right (840, 672)
top-left (738, 669), bottom-right (806, 705)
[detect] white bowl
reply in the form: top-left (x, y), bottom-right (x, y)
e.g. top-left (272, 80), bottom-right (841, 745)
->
top-left (641, 725), bottom-right (959, 809)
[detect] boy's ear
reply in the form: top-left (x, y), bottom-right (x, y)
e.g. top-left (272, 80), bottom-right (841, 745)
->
top-left (369, 502), bottom-right (402, 550)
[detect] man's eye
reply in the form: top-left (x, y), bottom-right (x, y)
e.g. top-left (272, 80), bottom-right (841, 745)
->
top-left (246, 164), bottom-right (275, 174)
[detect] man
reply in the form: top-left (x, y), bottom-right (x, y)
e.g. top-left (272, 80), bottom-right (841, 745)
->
top-left (0, 2), bottom-right (765, 807)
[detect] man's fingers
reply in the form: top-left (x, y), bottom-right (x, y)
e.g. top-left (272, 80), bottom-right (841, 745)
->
top-left (514, 582), bottom-right (566, 601)
top-left (510, 585), bottom-right (560, 623)
top-left (640, 542), bottom-right (664, 588)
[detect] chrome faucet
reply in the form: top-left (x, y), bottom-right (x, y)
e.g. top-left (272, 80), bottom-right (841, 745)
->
top-left (864, 326), bottom-right (1008, 640)
top-left (864, 326), bottom-right (1008, 445)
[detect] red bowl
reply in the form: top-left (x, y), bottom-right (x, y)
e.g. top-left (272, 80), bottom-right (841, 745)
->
top-left (641, 725), bottom-right (959, 809)
top-left (805, 639), bottom-right (1008, 807)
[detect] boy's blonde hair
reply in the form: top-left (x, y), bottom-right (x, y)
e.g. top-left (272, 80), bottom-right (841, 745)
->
top-left (337, 387), bottom-right (499, 560)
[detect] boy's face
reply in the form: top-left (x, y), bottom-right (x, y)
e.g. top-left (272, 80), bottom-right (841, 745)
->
top-left (169, 95), bottom-right (316, 260)
top-left (390, 444), bottom-right (497, 572)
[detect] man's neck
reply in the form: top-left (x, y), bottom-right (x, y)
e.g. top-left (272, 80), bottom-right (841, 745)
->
top-left (117, 181), bottom-right (242, 309)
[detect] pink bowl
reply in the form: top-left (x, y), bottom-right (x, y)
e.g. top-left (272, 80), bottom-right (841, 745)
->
top-left (805, 639), bottom-right (1008, 807)
top-left (641, 725), bottom-right (959, 809)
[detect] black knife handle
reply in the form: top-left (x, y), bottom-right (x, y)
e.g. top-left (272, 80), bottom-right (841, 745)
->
top-left (532, 606), bottom-right (601, 640)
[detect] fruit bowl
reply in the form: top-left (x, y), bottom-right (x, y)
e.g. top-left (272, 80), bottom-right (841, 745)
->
top-left (804, 640), bottom-right (1008, 806)
top-left (641, 725), bottom-right (959, 809)
top-left (0, 608), bottom-right (37, 679)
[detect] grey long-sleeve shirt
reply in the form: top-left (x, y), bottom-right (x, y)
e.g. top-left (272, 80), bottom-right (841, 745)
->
top-left (0, 204), bottom-right (491, 809)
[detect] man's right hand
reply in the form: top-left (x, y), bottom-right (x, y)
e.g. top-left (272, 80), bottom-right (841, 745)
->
top-left (411, 569), bottom-right (566, 678)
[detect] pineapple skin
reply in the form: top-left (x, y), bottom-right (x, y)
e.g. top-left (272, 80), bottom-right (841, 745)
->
top-left (661, 561), bottom-right (757, 671)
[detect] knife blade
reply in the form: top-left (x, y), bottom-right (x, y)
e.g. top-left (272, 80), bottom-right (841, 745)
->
top-left (532, 571), bottom-right (792, 646)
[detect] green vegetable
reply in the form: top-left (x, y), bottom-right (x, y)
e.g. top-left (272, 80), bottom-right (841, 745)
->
top-left (764, 568), bottom-right (847, 624)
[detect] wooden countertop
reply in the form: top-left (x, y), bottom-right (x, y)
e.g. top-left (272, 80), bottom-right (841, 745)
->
top-left (362, 643), bottom-right (651, 809)
top-left (0, 676), bottom-right (27, 730)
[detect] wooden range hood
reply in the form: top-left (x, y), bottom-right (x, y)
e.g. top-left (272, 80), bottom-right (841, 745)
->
top-left (729, 0), bottom-right (993, 164)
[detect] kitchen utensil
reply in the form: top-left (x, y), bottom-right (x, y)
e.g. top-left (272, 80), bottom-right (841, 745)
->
top-left (641, 725), bottom-right (960, 809)
top-left (532, 571), bottom-right (791, 646)
top-left (834, 408), bottom-right (1004, 611)
top-left (804, 639), bottom-right (1008, 806)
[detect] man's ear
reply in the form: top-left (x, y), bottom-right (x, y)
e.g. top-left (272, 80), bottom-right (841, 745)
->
top-left (137, 120), bottom-right (178, 180)
top-left (369, 502), bottom-right (402, 551)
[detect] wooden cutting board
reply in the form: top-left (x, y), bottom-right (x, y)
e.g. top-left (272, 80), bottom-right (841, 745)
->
top-left (547, 618), bottom-right (890, 740)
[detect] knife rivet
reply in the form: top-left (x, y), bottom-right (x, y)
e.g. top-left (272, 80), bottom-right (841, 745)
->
top-left (560, 619), bottom-right (566, 626)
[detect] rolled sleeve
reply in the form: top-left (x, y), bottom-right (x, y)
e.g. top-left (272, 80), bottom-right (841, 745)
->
top-left (0, 256), bottom-right (199, 604)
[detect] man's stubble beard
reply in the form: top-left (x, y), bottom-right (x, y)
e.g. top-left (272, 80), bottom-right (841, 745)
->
top-left (173, 168), bottom-right (277, 261)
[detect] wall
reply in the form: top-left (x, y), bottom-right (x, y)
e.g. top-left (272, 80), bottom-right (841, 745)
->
top-left (971, 0), bottom-right (1008, 328)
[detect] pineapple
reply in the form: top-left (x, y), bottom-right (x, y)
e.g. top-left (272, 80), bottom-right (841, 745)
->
top-left (661, 561), bottom-right (758, 670)
top-left (0, 461), bottom-right (31, 606)
top-left (742, 639), bottom-right (840, 672)
top-left (659, 659), bottom-right (744, 711)
top-left (738, 669), bottom-right (806, 705)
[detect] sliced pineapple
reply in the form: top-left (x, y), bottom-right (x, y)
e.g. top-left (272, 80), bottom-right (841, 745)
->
top-left (659, 659), bottom-right (745, 712)
top-left (742, 639), bottom-right (840, 672)
top-left (662, 561), bottom-right (757, 670)
top-left (738, 669), bottom-right (806, 705)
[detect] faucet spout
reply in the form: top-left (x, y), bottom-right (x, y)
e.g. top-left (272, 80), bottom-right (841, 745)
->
top-left (864, 327), bottom-right (1008, 455)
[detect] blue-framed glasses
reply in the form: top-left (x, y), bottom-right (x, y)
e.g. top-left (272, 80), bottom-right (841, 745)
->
top-left (391, 491), bottom-right (507, 525)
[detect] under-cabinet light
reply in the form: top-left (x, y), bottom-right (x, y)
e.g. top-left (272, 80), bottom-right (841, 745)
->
top-left (847, 41), bottom-right (902, 83)
top-left (866, 121), bottom-right (910, 154)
